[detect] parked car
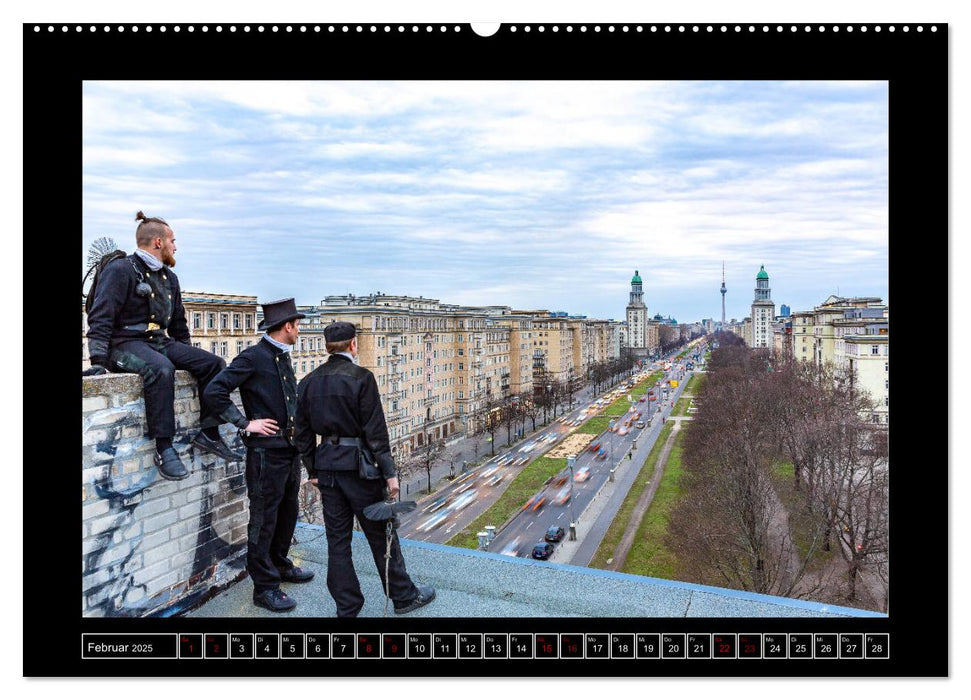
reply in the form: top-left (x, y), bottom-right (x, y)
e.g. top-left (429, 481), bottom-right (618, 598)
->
top-left (532, 542), bottom-right (555, 560)
top-left (545, 525), bottom-right (566, 542)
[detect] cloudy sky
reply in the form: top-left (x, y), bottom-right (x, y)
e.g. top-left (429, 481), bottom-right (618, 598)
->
top-left (82, 80), bottom-right (888, 323)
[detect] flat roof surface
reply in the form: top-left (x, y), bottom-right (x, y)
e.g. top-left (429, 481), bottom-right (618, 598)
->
top-left (187, 523), bottom-right (884, 619)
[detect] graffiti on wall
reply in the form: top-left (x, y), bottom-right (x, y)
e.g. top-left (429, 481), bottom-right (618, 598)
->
top-left (83, 413), bottom-right (248, 617)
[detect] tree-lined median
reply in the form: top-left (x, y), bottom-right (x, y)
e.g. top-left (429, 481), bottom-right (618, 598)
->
top-left (447, 456), bottom-right (568, 549)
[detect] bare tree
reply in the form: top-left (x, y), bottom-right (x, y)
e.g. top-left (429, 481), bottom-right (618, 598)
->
top-left (668, 346), bottom-right (827, 598)
top-left (400, 437), bottom-right (447, 494)
top-left (534, 368), bottom-right (555, 425)
top-left (519, 391), bottom-right (540, 432)
top-left (465, 411), bottom-right (486, 459)
top-left (500, 396), bottom-right (519, 446)
top-left (481, 396), bottom-right (503, 456)
top-left (563, 372), bottom-right (582, 410)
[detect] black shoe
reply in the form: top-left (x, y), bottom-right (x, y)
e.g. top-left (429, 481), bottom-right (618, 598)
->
top-left (394, 585), bottom-right (436, 615)
top-left (192, 432), bottom-right (244, 461)
top-left (253, 588), bottom-right (296, 612)
top-left (154, 447), bottom-right (189, 480)
top-left (279, 566), bottom-right (314, 583)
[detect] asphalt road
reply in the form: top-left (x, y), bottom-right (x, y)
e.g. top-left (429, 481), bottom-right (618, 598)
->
top-left (396, 345), bottom-right (707, 551)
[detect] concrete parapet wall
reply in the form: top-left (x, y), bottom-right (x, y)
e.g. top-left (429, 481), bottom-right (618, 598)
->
top-left (81, 371), bottom-right (248, 617)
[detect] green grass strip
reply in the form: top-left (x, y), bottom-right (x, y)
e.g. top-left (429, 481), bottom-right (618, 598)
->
top-left (681, 373), bottom-right (696, 394)
top-left (446, 456), bottom-right (568, 549)
top-left (577, 415), bottom-right (615, 435)
top-left (620, 428), bottom-right (687, 579)
top-left (671, 397), bottom-right (691, 417)
top-left (588, 422), bottom-right (675, 569)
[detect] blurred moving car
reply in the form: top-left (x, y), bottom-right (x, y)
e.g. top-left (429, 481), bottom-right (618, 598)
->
top-left (554, 486), bottom-right (571, 505)
top-left (499, 536), bottom-right (522, 557)
top-left (523, 494), bottom-right (547, 512)
top-left (574, 465), bottom-right (591, 482)
top-left (448, 490), bottom-right (478, 512)
top-left (417, 512), bottom-right (448, 532)
top-left (545, 525), bottom-right (566, 542)
top-left (424, 495), bottom-right (451, 513)
top-left (531, 542), bottom-right (555, 560)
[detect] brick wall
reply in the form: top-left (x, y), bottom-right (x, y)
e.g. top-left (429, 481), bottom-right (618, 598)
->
top-left (81, 371), bottom-right (250, 617)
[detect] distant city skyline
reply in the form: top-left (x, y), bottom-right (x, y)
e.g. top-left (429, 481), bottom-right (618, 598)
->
top-left (83, 80), bottom-right (889, 322)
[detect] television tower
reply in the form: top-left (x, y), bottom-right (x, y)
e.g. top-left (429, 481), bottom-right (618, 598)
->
top-left (720, 261), bottom-right (727, 325)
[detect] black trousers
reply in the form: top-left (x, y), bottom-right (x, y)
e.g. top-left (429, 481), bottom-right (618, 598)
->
top-left (109, 337), bottom-right (226, 439)
top-left (245, 446), bottom-right (301, 594)
top-left (316, 471), bottom-right (419, 618)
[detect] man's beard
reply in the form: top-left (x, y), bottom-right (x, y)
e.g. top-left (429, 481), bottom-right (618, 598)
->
top-left (162, 251), bottom-right (176, 267)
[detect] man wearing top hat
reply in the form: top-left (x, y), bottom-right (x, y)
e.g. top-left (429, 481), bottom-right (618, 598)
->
top-left (295, 321), bottom-right (435, 617)
top-left (204, 298), bottom-right (315, 612)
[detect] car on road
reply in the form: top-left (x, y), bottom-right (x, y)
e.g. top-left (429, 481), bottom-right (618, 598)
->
top-left (485, 473), bottom-right (504, 487)
top-left (589, 441), bottom-right (601, 452)
top-left (635, 421), bottom-right (646, 429)
top-left (448, 490), bottom-right (478, 512)
top-left (417, 512), bottom-right (448, 532)
top-left (554, 486), bottom-right (571, 505)
top-left (425, 495), bottom-right (451, 513)
top-left (574, 465), bottom-right (591, 482)
top-left (545, 525), bottom-right (566, 542)
top-left (523, 494), bottom-right (547, 512)
top-left (499, 537), bottom-right (522, 557)
top-left (531, 542), bottom-right (555, 560)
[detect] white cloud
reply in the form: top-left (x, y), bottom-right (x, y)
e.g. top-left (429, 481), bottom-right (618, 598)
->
top-left (83, 145), bottom-right (185, 167)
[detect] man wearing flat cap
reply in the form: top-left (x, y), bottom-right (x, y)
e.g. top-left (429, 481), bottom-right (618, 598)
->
top-left (295, 321), bottom-right (435, 617)
top-left (205, 298), bottom-right (315, 612)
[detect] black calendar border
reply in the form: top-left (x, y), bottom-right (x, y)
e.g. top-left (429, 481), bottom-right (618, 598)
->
top-left (24, 21), bottom-right (946, 678)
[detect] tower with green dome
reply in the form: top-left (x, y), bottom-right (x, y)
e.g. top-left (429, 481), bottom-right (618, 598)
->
top-left (625, 269), bottom-right (649, 354)
top-left (751, 264), bottom-right (775, 348)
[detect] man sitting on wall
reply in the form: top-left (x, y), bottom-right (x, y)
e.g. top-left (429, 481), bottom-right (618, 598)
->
top-left (85, 211), bottom-right (242, 480)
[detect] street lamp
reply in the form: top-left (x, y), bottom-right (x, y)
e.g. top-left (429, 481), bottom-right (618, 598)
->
top-left (566, 454), bottom-right (578, 540)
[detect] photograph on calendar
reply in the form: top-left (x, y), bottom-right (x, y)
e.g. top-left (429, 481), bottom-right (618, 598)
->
top-left (80, 77), bottom-right (892, 622)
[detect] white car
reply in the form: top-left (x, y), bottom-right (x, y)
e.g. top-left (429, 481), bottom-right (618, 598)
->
top-left (417, 512), bottom-right (448, 532)
top-left (449, 490), bottom-right (478, 512)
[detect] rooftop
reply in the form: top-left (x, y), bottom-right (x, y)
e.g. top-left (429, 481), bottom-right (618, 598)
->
top-left (188, 523), bottom-right (884, 619)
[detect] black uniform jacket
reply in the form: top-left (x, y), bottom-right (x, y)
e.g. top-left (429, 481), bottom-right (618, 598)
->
top-left (204, 338), bottom-right (298, 449)
top-left (295, 353), bottom-right (395, 480)
top-left (86, 253), bottom-right (189, 361)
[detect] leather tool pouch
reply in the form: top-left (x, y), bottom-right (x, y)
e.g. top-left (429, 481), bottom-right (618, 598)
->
top-left (358, 445), bottom-right (382, 480)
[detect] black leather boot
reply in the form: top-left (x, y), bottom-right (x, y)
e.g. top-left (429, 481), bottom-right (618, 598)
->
top-left (154, 447), bottom-right (189, 480)
top-left (191, 431), bottom-right (244, 461)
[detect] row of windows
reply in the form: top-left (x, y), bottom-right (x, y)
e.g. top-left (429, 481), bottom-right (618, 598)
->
top-left (195, 339), bottom-right (255, 358)
top-left (192, 311), bottom-right (254, 331)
